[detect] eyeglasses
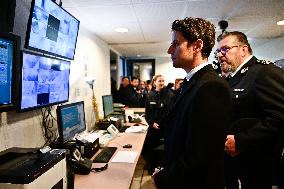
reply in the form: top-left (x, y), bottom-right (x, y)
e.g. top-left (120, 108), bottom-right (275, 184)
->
top-left (215, 45), bottom-right (241, 55)
top-left (92, 163), bottom-right (108, 172)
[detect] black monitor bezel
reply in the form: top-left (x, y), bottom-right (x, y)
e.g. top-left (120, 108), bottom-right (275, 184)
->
top-left (18, 50), bottom-right (70, 112)
top-left (25, 0), bottom-right (80, 60)
top-left (102, 94), bottom-right (114, 118)
top-left (56, 101), bottom-right (86, 143)
top-left (0, 33), bottom-right (21, 112)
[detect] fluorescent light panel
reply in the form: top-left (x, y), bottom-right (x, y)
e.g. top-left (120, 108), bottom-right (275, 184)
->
top-left (115, 27), bottom-right (129, 33)
top-left (277, 20), bottom-right (284, 25)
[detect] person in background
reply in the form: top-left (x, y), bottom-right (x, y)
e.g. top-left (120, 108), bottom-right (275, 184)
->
top-left (124, 76), bottom-right (143, 107)
top-left (152, 17), bottom-right (232, 189)
top-left (173, 78), bottom-right (183, 94)
top-left (145, 79), bottom-right (153, 93)
top-left (143, 74), bottom-right (175, 174)
top-left (138, 80), bottom-right (146, 91)
top-left (118, 76), bottom-right (129, 105)
top-left (217, 31), bottom-right (284, 189)
top-left (165, 82), bottom-right (174, 91)
top-left (139, 80), bottom-right (147, 107)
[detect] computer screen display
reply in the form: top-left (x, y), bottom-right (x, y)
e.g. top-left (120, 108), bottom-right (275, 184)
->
top-left (102, 95), bottom-right (114, 118)
top-left (25, 0), bottom-right (80, 60)
top-left (57, 101), bottom-right (86, 143)
top-left (19, 51), bottom-right (70, 111)
top-left (0, 33), bottom-right (20, 112)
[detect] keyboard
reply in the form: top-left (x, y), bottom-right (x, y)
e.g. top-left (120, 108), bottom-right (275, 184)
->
top-left (93, 147), bottom-right (117, 163)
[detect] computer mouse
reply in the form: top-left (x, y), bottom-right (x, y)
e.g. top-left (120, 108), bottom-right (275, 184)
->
top-left (123, 144), bottom-right (132, 148)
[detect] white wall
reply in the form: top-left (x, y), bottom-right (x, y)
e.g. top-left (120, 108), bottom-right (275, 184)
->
top-left (155, 57), bottom-right (186, 84)
top-left (253, 36), bottom-right (284, 61)
top-left (0, 27), bottom-right (111, 152)
top-left (70, 27), bottom-right (111, 124)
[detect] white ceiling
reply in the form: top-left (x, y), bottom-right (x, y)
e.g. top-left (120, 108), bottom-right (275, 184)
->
top-left (62, 0), bottom-right (284, 58)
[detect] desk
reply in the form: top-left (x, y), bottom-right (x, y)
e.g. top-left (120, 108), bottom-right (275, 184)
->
top-left (74, 123), bottom-right (147, 189)
top-left (128, 108), bottom-right (145, 113)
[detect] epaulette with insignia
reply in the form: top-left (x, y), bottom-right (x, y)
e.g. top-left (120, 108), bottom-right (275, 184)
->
top-left (256, 59), bottom-right (274, 65)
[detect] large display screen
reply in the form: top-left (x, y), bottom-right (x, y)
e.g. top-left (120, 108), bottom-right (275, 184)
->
top-left (25, 0), bottom-right (80, 60)
top-left (102, 95), bottom-right (114, 118)
top-left (20, 51), bottom-right (70, 111)
top-left (0, 33), bottom-right (20, 112)
top-left (57, 101), bottom-right (86, 143)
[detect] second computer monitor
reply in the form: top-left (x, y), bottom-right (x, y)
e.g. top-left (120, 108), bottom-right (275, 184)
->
top-left (102, 95), bottom-right (114, 118)
top-left (56, 101), bottom-right (86, 143)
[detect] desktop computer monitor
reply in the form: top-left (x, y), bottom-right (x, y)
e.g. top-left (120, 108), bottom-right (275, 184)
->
top-left (0, 33), bottom-right (20, 112)
top-left (56, 101), bottom-right (86, 143)
top-left (102, 95), bottom-right (114, 118)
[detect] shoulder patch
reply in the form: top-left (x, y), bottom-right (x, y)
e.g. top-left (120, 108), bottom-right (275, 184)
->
top-left (256, 59), bottom-right (274, 65)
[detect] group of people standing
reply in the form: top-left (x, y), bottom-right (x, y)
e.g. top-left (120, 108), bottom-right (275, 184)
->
top-left (112, 16), bottom-right (284, 189)
top-left (149, 17), bottom-right (284, 189)
top-left (115, 76), bottom-right (151, 108)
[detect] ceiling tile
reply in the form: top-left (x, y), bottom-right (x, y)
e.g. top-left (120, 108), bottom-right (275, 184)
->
top-left (133, 1), bottom-right (188, 22)
top-left (63, 0), bottom-right (284, 58)
top-left (63, 0), bottom-right (132, 8)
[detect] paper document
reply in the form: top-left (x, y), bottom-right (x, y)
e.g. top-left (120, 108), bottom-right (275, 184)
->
top-left (76, 132), bottom-right (99, 143)
top-left (111, 151), bottom-right (138, 163)
top-left (125, 126), bottom-right (148, 133)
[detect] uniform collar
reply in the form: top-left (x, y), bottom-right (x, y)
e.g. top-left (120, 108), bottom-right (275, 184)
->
top-left (227, 56), bottom-right (257, 87)
top-left (230, 55), bottom-right (253, 77)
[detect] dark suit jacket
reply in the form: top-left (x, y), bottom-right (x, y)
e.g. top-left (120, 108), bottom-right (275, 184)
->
top-left (226, 56), bottom-right (284, 183)
top-left (123, 85), bottom-right (142, 107)
top-left (154, 65), bottom-right (232, 189)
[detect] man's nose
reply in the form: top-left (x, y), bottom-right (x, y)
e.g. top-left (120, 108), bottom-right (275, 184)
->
top-left (167, 45), bottom-right (173, 54)
top-left (216, 51), bottom-right (223, 58)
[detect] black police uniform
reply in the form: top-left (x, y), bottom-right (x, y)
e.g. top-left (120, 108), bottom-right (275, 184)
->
top-left (225, 56), bottom-right (284, 189)
top-left (143, 88), bottom-right (176, 173)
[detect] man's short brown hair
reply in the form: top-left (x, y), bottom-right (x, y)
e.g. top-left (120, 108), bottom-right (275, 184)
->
top-left (172, 17), bottom-right (216, 58)
top-left (217, 31), bottom-right (253, 54)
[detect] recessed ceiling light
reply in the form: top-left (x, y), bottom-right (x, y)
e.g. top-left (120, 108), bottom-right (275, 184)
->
top-left (115, 27), bottom-right (129, 33)
top-left (277, 20), bottom-right (284, 25)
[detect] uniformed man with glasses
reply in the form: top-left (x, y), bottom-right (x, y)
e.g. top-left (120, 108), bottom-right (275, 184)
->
top-left (216, 31), bottom-right (284, 189)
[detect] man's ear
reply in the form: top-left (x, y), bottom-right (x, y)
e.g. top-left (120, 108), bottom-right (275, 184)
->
top-left (194, 39), bottom-right (204, 53)
top-left (240, 45), bottom-right (249, 57)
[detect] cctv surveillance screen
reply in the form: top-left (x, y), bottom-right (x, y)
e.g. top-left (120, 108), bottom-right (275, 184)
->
top-left (20, 51), bottom-right (70, 111)
top-left (26, 0), bottom-right (80, 60)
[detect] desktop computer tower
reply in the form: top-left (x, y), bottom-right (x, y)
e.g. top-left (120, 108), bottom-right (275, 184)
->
top-left (77, 138), bottom-right (99, 158)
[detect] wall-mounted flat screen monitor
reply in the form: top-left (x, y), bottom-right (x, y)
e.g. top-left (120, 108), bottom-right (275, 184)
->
top-left (0, 33), bottom-right (20, 112)
top-left (25, 0), bottom-right (80, 60)
top-left (19, 51), bottom-right (70, 111)
top-left (102, 95), bottom-right (114, 118)
top-left (57, 101), bottom-right (86, 143)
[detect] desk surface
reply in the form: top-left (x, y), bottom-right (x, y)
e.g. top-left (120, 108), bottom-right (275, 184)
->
top-left (74, 128), bottom-right (147, 189)
top-left (128, 108), bottom-right (145, 113)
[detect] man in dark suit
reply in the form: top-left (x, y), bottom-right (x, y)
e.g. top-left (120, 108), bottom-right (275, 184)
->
top-left (124, 76), bottom-right (143, 107)
top-left (217, 31), bottom-right (284, 189)
top-left (152, 17), bottom-right (232, 189)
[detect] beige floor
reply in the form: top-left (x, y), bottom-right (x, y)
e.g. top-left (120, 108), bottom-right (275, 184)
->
top-left (130, 156), bottom-right (156, 189)
top-left (129, 157), bottom-right (242, 189)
